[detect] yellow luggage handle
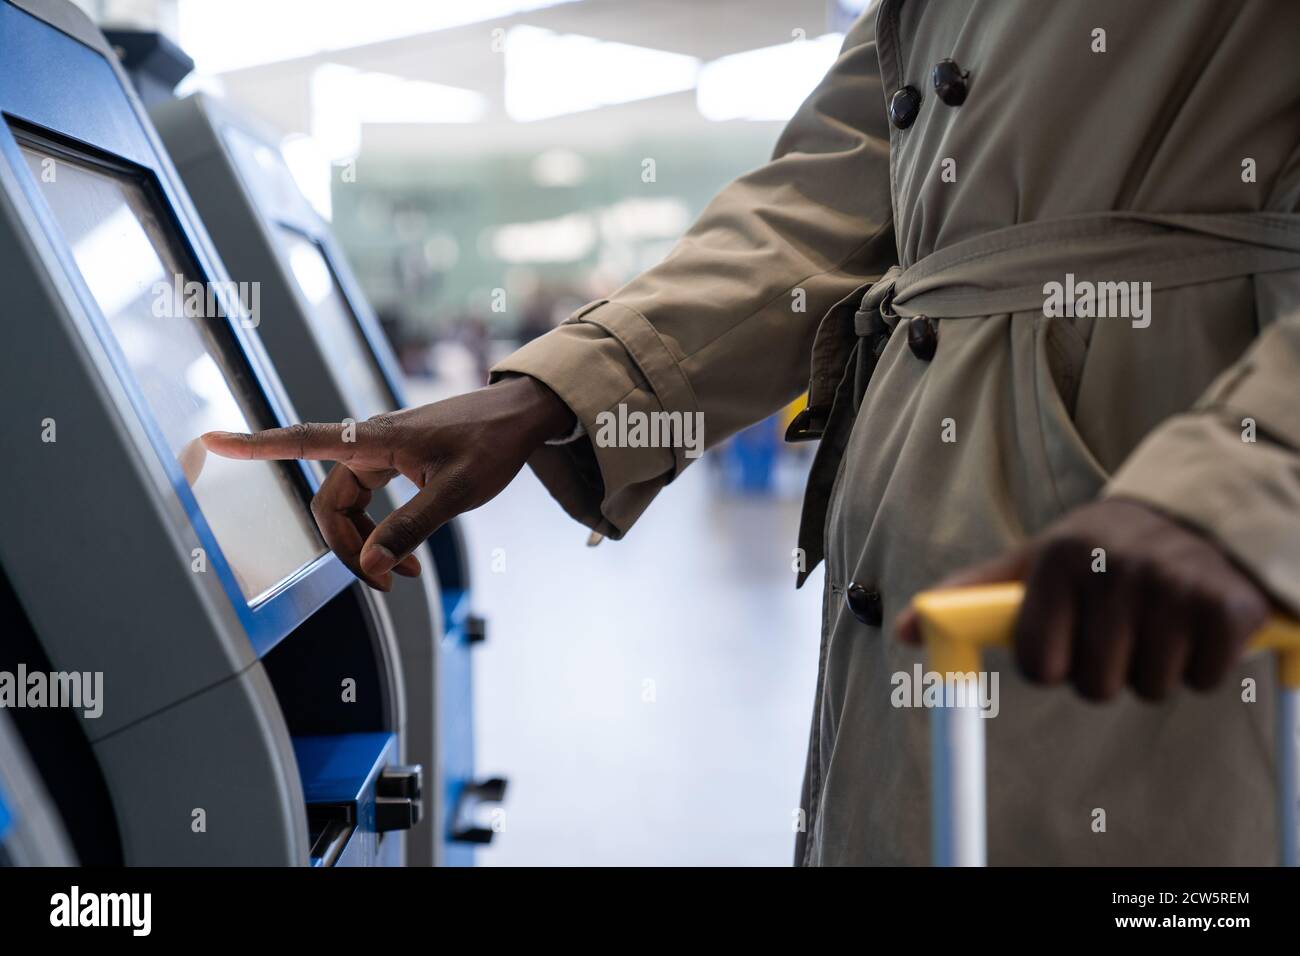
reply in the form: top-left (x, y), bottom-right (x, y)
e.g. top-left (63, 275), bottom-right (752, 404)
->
top-left (910, 582), bottom-right (1300, 866)
top-left (913, 581), bottom-right (1300, 687)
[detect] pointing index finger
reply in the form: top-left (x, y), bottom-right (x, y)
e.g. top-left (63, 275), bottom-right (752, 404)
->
top-left (202, 422), bottom-right (358, 462)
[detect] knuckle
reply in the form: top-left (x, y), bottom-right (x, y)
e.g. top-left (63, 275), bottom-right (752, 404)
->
top-left (361, 413), bottom-right (404, 468)
top-left (363, 413), bottom-right (401, 443)
top-left (282, 422), bottom-right (313, 456)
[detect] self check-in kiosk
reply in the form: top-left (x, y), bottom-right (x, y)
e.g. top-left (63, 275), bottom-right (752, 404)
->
top-left (149, 93), bottom-right (501, 866)
top-left (0, 711), bottom-right (76, 866)
top-left (0, 0), bottom-right (419, 864)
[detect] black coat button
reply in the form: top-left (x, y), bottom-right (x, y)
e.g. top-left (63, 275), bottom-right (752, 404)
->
top-left (907, 315), bottom-right (938, 361)
top-left (889, 86), bottom-right (921, 128)
top-left (846, 583), bottom-right (883, 627)
top-left (932, 58), bottom-right (969, 106)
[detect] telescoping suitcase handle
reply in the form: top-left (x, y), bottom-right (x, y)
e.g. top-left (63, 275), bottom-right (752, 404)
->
top-left (910, 582), bottom-right (1300, 867)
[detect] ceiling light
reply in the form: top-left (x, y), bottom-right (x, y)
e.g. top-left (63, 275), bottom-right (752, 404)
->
top-left (177, 0), bottom-right (579, 74)
top-left (504, 26), bottom-right (700, 122)
top-left (697, 33), bottom-right (845, 122)
top-left (310, 63), bottom-right (489, 162)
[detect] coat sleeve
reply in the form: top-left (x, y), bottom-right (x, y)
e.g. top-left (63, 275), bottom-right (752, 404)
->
top-left (1105, 293), bottom-right (1300, 613)
top-left (488, 9), bottom-right (896, 540)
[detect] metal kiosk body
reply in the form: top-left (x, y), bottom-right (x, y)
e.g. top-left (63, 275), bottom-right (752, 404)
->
top-left (149, 92), bottom-right (494, 866)
top-left (0, 0), bottom-right (419, 865)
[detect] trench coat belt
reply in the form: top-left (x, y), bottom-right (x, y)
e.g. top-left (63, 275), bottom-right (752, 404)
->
top-left (790, 208), bottom-right (1300, 586)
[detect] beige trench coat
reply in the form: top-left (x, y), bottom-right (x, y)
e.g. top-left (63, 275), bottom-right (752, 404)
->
top-left (492, 0), bottom-right (1300, 864)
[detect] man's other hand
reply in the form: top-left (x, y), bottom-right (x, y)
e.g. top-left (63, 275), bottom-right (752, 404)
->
top-left (895, 499), bottom-right (1272, 701)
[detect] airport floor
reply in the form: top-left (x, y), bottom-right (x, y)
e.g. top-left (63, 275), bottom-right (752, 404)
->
top-left (459, 455), bottom-right (824, 866)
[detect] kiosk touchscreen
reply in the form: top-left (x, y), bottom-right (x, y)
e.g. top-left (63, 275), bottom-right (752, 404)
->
top-left (151, 93), bottom-right (498, 866)
top-left (0, 0), bottom-right (418, 864)
top-left (15, 141), bottom-right (324, 602)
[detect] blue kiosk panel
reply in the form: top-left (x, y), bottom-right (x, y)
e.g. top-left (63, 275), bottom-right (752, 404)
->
top-left (0, 789), bottom-right (12, 845)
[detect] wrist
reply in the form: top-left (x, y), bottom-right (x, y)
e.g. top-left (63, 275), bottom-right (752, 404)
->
top-left (492, 374), bottom-right (576, 445)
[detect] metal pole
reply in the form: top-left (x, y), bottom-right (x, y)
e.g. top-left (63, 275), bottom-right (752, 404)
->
top-left (931, 696), bottom-right (986, 866)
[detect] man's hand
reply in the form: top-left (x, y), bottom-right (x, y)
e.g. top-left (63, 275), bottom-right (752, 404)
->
top-left (202, 375), bottom-right (575, 591)
top-left (895, 499), bottom-right (1271, 701)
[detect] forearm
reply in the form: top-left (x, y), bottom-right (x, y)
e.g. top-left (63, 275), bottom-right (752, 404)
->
top-left (490, 9), bottom-right (897, 537)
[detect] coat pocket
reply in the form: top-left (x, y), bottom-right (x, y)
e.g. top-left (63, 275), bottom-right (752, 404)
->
top-left (1033, 314), bottom-right (1109, 513)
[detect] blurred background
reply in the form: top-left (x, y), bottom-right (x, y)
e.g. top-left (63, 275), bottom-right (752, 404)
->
top-left (73, 0), bottom-right (872, 864)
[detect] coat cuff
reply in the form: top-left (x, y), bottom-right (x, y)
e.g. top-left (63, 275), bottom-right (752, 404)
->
top-left (1104, 411), bottom-right (1300, 613)
top-left (490, 300), bottom-right (695, 539)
